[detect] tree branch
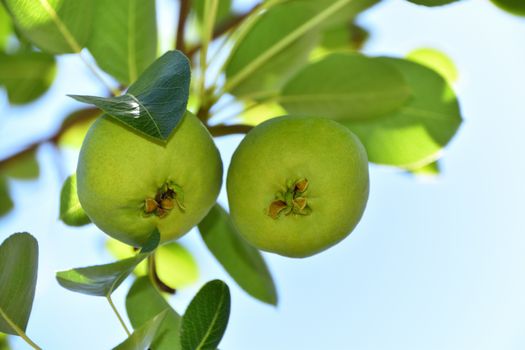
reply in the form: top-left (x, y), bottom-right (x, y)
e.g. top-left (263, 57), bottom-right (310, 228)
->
top-left (208, 124), bottom-right (253, 137)
top-left (176, 0), bottom-right (191, 55)
top-left (186, 3), bottom-right (261, 58)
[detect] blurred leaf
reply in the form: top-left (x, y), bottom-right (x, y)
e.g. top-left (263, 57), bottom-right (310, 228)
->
top-left (88, 0), bottom-right (157, 85)
top-left (193, 0), bottom-right (232, 26)
top-left (0, 6), bottom-right (12, 51)
top-left (69, 50), bottom-right (191, 142)
top-left (0, 233), bottom-right (38, 335)
top-left (0, 333), bottom-right (10, 350)
top-left (106, 239), bottom-right (198, 289)
top-left (407, 48), bottom-right (458, 84)
top-left (1, 149), bottom-right (39, 180)
top-left (0, 51), bottom-right (56, 104)
top-left (409, 160), bottom-right (440, 176)
top-left (2, 0), bottom-right (92, 54)
top-left (238, 101), bottom-right (286, 126)
top-left (126, 277), bottom-right (182, 350)
top-left (180, 280), bottom-right (230, 350)
top-left (406, 0), bottom-right (461, 6)
top-left (57, 108), bottom-right (100, 149)
top-left (490, 0), bottom-right (525, 16)
top-left (0, 176), bottom-right (13, 217)
top-left (199, 205), bottom-right (277, 305)
top-left (113, 310), bottom-right (168, 350)
top-left (59, 174), bottom-right (91, 227)
top-left (342, 57), bottom-right (462, 167)
top-left (280, 53), bottom-right (411, 121)
top-left (318, 22), bottom-right (369, 52)
top-left (56, 230), bottom-right (159, 297)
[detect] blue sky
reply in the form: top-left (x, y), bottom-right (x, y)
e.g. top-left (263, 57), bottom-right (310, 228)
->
top-left (1, 0), bottom-right (525, 349)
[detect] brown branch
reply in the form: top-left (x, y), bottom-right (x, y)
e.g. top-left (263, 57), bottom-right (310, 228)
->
top-left (186, 3), bottom-right (262, 58)
top-left (208, 124), bottom-right (253, 137)
top-left (0, 108), bottom-right (100, 171)
top-left (176, 0), bottom-right (191, 55)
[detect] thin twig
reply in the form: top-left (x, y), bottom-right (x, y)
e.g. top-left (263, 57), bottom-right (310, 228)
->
top-left (175, 0), bottom-right (191, 54)
top-left (209, 124), bottom-right (253, 137)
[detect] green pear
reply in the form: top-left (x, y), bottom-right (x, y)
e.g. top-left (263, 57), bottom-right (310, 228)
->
top-left (77, 111), bottom-right (222, 246)
top-left (227, 116), bottom-right (369, 258)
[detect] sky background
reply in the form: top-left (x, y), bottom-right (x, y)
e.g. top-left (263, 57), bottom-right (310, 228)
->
top-left (1, 0), bottom-right (525, 349)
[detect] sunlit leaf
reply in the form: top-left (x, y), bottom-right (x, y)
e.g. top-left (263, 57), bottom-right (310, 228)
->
top-left (409, 160), bottom-right (440, 176)
top-left (69, 50), bottom-right (191, 141)
top-left (126, 277), bottom-right (182, 350)
top-left (407, 48), bottom-right (458, 84)
top-left (406, 0), bottom-right (461, 6)
top-left (56, 230), bottom-right (159, 297)
top-left (0, 51), bottom-right (56, 104)
top-left (59, 174), bottom-right (91, 227)
top-left (490, 0), bottom-right (525, 16)
top-left (281, 53), bottom-right (411, 121)
top-left (0, 177), bottom-right (13, 217)
top-left (106, 239), bottom-right (198, 289)
top-left (88, 0), bottom-right (157, 85)
top-left (2, 0), bottom-right (93, 54)
top-left (0, 6), bottom-right (12, 51)
top-left (113, 310), bottom-right (168, 350)
top-left (1, 149), bottom-right (39, 180)
top-left (180, 280), bottom-right (230, 350)
top-left (0, 333), bottom-right (10, 350)
top-left (57, 108), bottom-right (100, 149)
top-left (342, 57), bottom-right (462, 168)
top-left (237, 101), bottom-right (286, 126)
top-left (0, 233), bottom-right (38, 335)
top-left (199, 205), bottom-right (277, 305)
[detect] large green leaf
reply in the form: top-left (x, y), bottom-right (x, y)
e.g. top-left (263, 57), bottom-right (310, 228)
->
top-left (59, 174), bottom-right (91, 227)
top-left (56, 230), bottom-right (159, 297)
top-left (407, 48), bottom-right (458, 84)
top-left (113, 310), bottom-right (168, 350)
top-left (0, 5), bottom-right (12, 51)
top-left (280, 53), bottom-right (411, 120)
top-left (0, 51), bottom-right (56, 104)
top-left (0, 233), bottom-right (38, 335)
top-left (342, 57), bottom-right (462, 168)
top-left (106, 239), bottom-right (198, 290)
top-left (0, 177), bottom-right (13, 217)
top-left (198, 205), bottom-right (277, 305)
top-left (1, 149), bottom-right (39, 180)
top-left (126, 277), bottom-right (182, 350)
top-left (224, 0), bottom-right (377, 98)
top-left (2, 0), bottom-right (92, 54)
top-left (491, 0), bottom-right (525, 16)
top-left (88, 0), bottom-right (157, 85)
top-left (180, 280), bottom-right (230, 350)
top-left (406, 0), bottom-right (461, 6)
top-left (69, 50), bottom-right (191, 142)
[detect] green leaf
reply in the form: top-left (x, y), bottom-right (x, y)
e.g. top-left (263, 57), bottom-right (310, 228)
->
top-left (0, 233), bottom-right (38, 335)
top-left (490, 0), bottom-right (525, 16)
top-left (0, 51), bottom-right (56, 104)
top-left (106, 239), bottom-right (198, 290)
top-left (407, 48), bottom-right (458, 84)
top-left (2, 0), bottom-right (92, 54)
top-left (224, 0), bottom-right (378, 98)
top-left (0, 333), bottom-right (10, 350)
top-left (69, 50), bottom-right (191, 141)
top-left (409, 160), bottom-right (440, 176)
top-left (88, 0), bottom-right (157, 85)
top-left (57, 108), bottom-right (100, 149)
top-left (0, 177), bottom-right (13, 217)
top-left (113, 310), bottom-right (168, 350)
top-left (342, 57), bottom-right (462, 167)
top-left (280, 53), bottom-right (411, 121)
top-left (180, 280), bottom-right (230, 350)
top-left (0, 5), bottom-right (12, 51)
top-left (126, 277), bottom-right (182, 350)
top-left (198, 205), bottom-right (277, 305)
top-left (193, 0), bottom-right (232, 26)
top-left (56, 230), bottom-right (159, 297)
top-left (1, 149), bottom-right (39, 180)
top-left (59, 174), bottom-right (91, 227)
top-left (406, 0), bottom-right (461, 6)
